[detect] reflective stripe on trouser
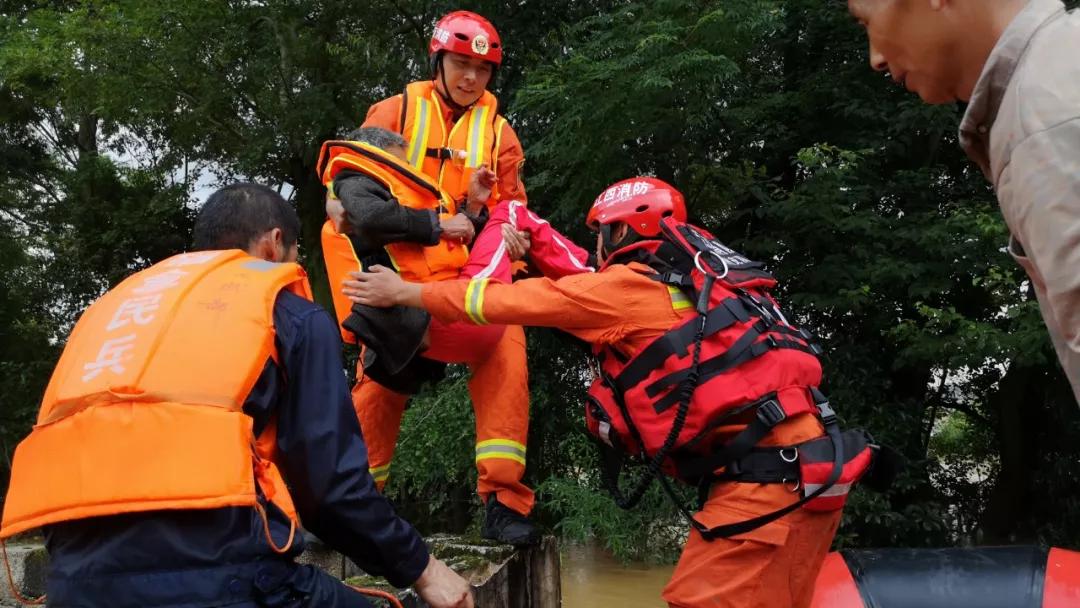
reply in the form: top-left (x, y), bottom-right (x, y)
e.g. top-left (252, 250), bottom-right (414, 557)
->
top-left (351, 370), bottom-right (409, 492)
top-left (369, 463), bottom-right (391, 486)
top-left (467, 324), bottom-right (534, 516)
top-left (661, 481), bottom-right (843, 608)
top-left (476, 439), bottom-right (526, 466)
top-left (351, 327), bottom-right (534, 515)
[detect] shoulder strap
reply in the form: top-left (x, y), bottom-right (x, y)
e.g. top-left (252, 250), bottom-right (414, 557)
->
top-left (658, 218), bottom-right (774, 283)
top-left (398, 86), bottom-right (409, 135)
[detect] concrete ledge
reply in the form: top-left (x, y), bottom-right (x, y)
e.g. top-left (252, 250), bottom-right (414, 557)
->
top-left (338, 534), bottom-right (561, 608)
top-left (1, 535), bottom-right (560, 607)
top-left (0, 544), bottom-right (48, 606)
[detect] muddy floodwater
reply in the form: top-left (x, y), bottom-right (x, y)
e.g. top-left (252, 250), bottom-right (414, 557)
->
top-left (560, 543), bottom-right (676, 607)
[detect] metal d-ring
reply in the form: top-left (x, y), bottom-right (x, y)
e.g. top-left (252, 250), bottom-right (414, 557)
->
top-left (694, 250), bottom-right (729, 279)
top-left (779, 447), bottom-right (799, 463)
top-left (783, 478), bottom-right (801, 493)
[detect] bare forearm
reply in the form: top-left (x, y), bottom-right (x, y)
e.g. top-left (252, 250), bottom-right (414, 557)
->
top-left (399, 282), bottom-right (424, 308)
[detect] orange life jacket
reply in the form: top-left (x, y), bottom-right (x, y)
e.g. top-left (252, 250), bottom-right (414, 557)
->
top-left (0, 250), bottom-right (311, 544)
top-left (398, 80), bottom-right (508, 210)
top-left (317, 140), bottom-right (469, 341)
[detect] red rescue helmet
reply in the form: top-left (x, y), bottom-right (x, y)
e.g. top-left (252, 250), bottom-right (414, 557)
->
top-left (587, 177), bottom-right (687, 238)
top-left (429, 11), bottom-right (503, 66)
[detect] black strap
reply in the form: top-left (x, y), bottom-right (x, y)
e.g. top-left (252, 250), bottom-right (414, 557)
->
top-left (426, 147), bottom-right (456, 160)
top-left (595, 368), bottom-right (654, 509)
top-left (710, 448), bottom-right (801, 484)
top-left (615, 296), bottom-right (757, 394)
top-left (675, 397), bottom-right (789, 480)
top-left (398, 86), bottom-right (409, 136)
top-left (608, 346), bottom-right (629, 364)
top-left (649, 333), bottom-right (818, 414)
top-left (661, 221), bottom-right (774, 282)
top-left (600, 276), bottom-right (716, 510)
top-left (686, 419), bottom-right (846, 542)
top-left (648, 271), bottom-right (695, 291)
top-left (646, 320), bottom-right (770, 399)
top-left (488, 109), bottom-right (499, 167)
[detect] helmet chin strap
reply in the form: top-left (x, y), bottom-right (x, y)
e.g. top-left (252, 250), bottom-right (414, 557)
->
top-left (600, 223), bottom-right (640, 259)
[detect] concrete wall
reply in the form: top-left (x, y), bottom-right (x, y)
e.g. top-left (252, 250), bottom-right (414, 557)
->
top-left (1, 535), bottom-right (561, 607)
top-left (0, 544), bottom-right (48, 607)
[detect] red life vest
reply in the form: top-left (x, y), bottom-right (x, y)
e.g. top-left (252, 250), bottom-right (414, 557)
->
top-left (583, 218), bottom-right (876, 536)
top-left (585, 219), bottom-right (823, 467)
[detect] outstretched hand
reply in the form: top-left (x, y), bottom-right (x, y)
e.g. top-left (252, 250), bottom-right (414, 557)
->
top-left (343, 265), bottom-right (412, 308)
top-left (414, 557), bottom-right (474, 608)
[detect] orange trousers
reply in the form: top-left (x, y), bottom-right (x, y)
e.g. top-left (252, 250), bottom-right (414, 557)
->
top-left (352, 324), bottom-right (534, 515)
top-left (663, 414), bottom-right (843, 608)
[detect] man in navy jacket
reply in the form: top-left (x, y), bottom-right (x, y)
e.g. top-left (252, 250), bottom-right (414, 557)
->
top-left (41, 183), bottom-right (473, 608)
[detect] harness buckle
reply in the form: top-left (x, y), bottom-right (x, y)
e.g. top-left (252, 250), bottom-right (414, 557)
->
top-left (742, 291), bottom-right (775, 324)
top-left (426, 146), bottom-right (457, 160)
top-left (810, 387), bottom-right (838, 425)
top-left (756, 399), bottom-right (786, 428)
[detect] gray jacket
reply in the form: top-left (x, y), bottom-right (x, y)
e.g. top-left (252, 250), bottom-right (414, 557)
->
top-left (959, 0), bottom-right (1080, 402)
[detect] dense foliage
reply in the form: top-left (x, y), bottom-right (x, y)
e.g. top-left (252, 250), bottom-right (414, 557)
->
top-left (2, 0), bottom-right (1077, 560)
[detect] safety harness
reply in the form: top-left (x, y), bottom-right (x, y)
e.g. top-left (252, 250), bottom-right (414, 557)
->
top-left (586, 218), bottom-right (880, 540)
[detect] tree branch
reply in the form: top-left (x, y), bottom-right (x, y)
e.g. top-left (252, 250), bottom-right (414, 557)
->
top-left (938, 401), bottom-right (991, 428)
top-left (141, 58), bottom-right (248, 142)
top-left (0, 207), bottom-right (43, 232)
top-left (922, 369), bottom-right (950, 450)
top-left (387, 0), bottom-right (429, 49)
top-left (256, 15), bottom-right (297, 114)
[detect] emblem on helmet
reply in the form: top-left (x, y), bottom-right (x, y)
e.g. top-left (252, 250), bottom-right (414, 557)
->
top-left (471, 34), bottom-right (490, 56)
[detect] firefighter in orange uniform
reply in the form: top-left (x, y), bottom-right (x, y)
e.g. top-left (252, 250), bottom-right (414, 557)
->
top-left (362, 11), bottom-right (525, 210)
top-left (346, 11), bottom-right (543, 544)
top-left (0, 184), bottom-right (472, 608)
top-left (345, 178), bottom-right (881, 608)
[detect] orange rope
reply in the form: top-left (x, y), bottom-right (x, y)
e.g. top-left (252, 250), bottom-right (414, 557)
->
top-left (349, 584), bottom-right (404, 608)
top-left (1, 539), bottom-right (46, 605)
top-left (2, 533), bottom-right (398, 607)
top-left (253, 502), bottom-right (297, 554)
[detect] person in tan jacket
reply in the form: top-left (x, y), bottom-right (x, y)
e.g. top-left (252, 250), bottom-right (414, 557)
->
top-left (847, 0), bottom-right (1080, 403)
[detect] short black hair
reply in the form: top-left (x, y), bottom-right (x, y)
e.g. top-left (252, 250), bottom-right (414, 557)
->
top-left (193, 183), bottom-right (301, 251)
top-left (344, 126), bottom-right (407, 151)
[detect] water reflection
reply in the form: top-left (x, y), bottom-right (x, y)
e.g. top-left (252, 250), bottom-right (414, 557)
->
top-left (560, 543), bottom-right (675, 607)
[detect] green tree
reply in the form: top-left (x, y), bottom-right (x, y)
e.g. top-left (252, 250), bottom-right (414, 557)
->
top-left (3, 0), bottom-right (1078, 560)
top-left (514, 0), bottom-right (1080, 553)
top-left (0, 1), bottom-right (194, 494)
